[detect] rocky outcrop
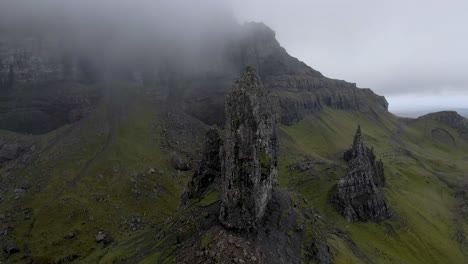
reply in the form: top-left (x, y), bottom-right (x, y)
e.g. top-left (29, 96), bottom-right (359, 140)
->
top-left (332, 126), bottom-right (392, 222)
top-left (185, 127), bottom-right (223, 199)
top-left (219, 67), bottom-right (278, 230)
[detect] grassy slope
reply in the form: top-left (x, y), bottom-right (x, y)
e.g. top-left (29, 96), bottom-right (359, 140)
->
top-left (279, 109), bottom-right (468, 263)
top-left (0, 84), bottom-right (197, 263)
top-left (2, 89), bottom-right (467, 263)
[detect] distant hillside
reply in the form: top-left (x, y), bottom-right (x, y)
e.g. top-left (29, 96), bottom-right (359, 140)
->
top-left (394, 108), bottom-right (468, 118)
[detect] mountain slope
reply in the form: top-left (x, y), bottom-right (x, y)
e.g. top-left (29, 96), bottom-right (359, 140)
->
top-left (1, 81), bottom-right (467, 263)
top-left (278, 109), bottom-right (468, 263)
top-left (0, 84), bottom-right (210, 263)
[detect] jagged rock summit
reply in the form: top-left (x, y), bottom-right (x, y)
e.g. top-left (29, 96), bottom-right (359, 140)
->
top-left (332, 126), bottom-right (393, 222)
top-left (219, 66), bottom-right (278, 230)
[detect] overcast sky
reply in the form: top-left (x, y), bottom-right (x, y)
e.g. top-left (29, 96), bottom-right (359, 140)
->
top-left (229, 0), bottom-right (468, 112)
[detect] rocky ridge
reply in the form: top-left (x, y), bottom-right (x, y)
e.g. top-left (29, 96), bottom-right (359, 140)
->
top-left (332, 126), bottom-right (393, 222)
top-left (420, 111), bottom-right (468, 133)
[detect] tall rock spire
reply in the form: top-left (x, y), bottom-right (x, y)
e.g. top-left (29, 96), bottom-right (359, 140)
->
top-left (219, 66), bottom-right (278, 229)
top-left (332, 126), bottom-right (393, 222)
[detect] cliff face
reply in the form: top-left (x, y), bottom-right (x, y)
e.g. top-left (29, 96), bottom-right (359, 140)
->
top-left (0, 22), bottom-right (388, 132)
top-left (332, 126), bottom-right (393, 222)
top-left (0, 36), bottom-right (84, 85)
top-left (219, 67), bottom-right (278, 229)
top-left (184, 127), bottom-right (223, 200)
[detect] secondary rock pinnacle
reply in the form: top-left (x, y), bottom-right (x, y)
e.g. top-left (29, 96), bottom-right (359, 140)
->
top-left (332, 126), bottom-right (393, 222)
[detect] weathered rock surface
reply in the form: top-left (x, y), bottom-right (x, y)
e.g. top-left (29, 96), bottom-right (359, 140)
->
top-left (219, 67), bottom-right (278, 229)
top-left (332, 126), bottom-right (393, 222)
top-left (185, 127), bottom-right (223, 199)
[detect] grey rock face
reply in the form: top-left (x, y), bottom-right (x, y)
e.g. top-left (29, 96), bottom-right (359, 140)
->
top-left (186, 127), bottom-right (223, 199)
top-left (332, 126), bottom-right (393, 222)
top-left (219, 67), bottom-right (278, 229)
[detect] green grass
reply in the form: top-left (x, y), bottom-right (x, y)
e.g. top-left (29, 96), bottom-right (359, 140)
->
top-left (198, 191), bottom-right (221, 207)
top-left (278, 109), bottom-right (468, 264)
top-left (2, 89), bottom-right (468, 263)
top-left (0, 84), bottom-right (196, 263)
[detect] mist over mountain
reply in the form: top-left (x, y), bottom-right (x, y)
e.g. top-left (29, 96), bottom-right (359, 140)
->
top-left (0, 0), bottom-right (241, 80)
top-left (0, 1), bottom-right (467, 264)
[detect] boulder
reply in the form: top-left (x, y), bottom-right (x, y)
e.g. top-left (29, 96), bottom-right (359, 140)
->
top-left (95, 231), bottom-right (106, 243)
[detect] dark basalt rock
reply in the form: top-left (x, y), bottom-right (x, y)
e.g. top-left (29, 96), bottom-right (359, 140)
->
top-left (219, 66), bottom-right (278, 230)
top-left (332, 126), bottom-right (393, 222)
top-left (185, 127), bottom-right (223, 199)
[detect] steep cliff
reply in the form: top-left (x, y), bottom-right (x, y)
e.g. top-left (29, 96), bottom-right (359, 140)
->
top-left (332, 126), bottom-right (393, 222)
top-left (219, 66), bottom-right (278, 230)
top-left (184, 127), bottom-right (223, 200)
